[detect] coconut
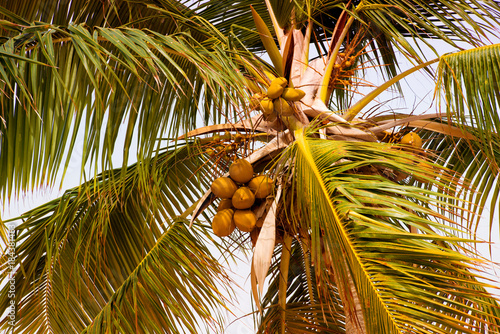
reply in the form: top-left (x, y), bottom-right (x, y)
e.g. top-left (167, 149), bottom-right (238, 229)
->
top-left (211, 177), bottom-right (238, 198)
top-left (271, 77), bottom-right (288, 87)
top-left (212, 209), bottom-right (235, 237)
top-left (267, 83), bottom-right (284, 99)
top-left (274, 98), bottom-right (293, 116)
top-left (217, 198), bottom-right (233, 211)
top-left (400, 132), bottom-right (422, 148)
top-left (260, 98), bottom-right (274, 116)
top-left (229, 159), bottom-right (254, 184)
top-left (232, 187), bottom-right (255, 209)
top-left (281, 88), bottom-right (305, 101)
top-left (234, 210), bottom-right (257, 232)
top-left (248, 175), bottom-right (274, 198)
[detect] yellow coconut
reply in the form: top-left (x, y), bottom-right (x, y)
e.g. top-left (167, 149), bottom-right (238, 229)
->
top-left (271, 77), bottom-right (288, 87)
top-left (234, 209), bottom-right (257, 232)
top-left (274, 98), bottom-right (294, 116)
top-left (232, 187), bottom-right (255, 209)
top-left (281, 88), bottom-right (305, 101)
top-left (211, 177), bottom-right (238, 198)
top-left (217, 198), bottom-right (233, 211)
top-left (248, 175), bottom-right (274, 198)
top-left (212, 209), bottom-right (236, 237)
top-left (267, 83), bottom-right (284, 99)
top-left (229, 159), bottom-right (254, 184)
top-left (250, 93), bottom-right (264, 110)
top-left (400, 132), bottom-right (422, 148)
top-left (260, 98), bottom-right (274, 115)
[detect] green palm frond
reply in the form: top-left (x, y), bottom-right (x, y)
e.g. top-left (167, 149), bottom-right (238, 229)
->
top-left (288, 131), bottom-right (500, 333)
top-left (0, 142), bottom-right (231, 333)
top-left (426, 44), bottom-right (500, 232)
top-left (81, 220), bottom-right (230, 334)
top-left (0, 13), bottom-right (254, 199)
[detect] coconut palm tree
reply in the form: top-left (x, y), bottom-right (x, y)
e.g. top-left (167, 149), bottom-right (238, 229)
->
top-left (2, 0), bottom-right (500, 333)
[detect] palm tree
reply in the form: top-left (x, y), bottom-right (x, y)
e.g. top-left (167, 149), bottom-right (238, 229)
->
top-left (2, 0), bottom-right (500, 333)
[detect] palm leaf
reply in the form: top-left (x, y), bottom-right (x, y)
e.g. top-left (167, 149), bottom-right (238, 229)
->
top-left (288, 131), bottom-right (500, 333)
top-left (0, 12), bottom-right (254, 199)
top-left (433, 44), bottom-right (500, 232)
top-left (0, 142), bottom-right (234, 333)
top-left (258, 239), bottom-right (346, 333)
top-left (81, 220), bottom-right (230, 334)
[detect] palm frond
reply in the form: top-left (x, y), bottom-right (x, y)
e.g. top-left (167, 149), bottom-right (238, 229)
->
top-left (0, 13), bottom-right (253, 199)
top-left (258, 239), bottom-right (346, 333)
top-left (0, 142), bottom-right (232, 333)
top-left (435, 43), bottom-right (500, 233)
top-left (81, 220), bottom-right (230, 334)
top-left (288, 131), bottom-right (500, 333)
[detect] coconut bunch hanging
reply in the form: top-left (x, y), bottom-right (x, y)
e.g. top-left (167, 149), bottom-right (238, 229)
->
top-left (253, 75), bottom-right (305, 122)
top-left (210, 159), bottom-right (275, 237)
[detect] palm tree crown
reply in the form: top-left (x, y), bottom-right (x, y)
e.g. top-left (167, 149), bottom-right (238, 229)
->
top-left (2, 0), bottom-right (500, 333)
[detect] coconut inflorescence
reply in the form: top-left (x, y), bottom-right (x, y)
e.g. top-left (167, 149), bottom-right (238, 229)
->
top-left (209, 159), bottom-right (275, 237)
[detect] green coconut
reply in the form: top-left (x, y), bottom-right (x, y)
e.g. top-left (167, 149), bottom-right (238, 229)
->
top-left (212, 209), bottom-right (236, 237)
top-left (248, 175), bottom-right (274, 198)
top-left (211, 177), bottom-right (238, 198)
top-left (234, 210), bottom-right (257, 232)
top-left (229, 159), bottom-right (254, 184)
top-left (232, 187), bottom-right (255, 209)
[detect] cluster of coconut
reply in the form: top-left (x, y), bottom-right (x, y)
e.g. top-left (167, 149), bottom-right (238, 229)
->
top-left (210, 159), bottom-right (274, 238)
top-left (254, 77), bottom-right (305, 121)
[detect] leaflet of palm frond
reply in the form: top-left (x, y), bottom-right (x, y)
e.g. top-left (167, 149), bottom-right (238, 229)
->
top-left (0, 144), bottom-right (230, 333)
top-left (0, 20), bottom-right (250, 199)
top-left (435, 44), bottom-right (500, 233)
top-left (289, 131), bottom-right (500, 333)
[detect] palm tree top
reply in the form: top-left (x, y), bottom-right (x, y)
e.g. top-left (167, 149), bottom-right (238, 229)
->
top-left (2, 1), bottom-right (500, 333)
